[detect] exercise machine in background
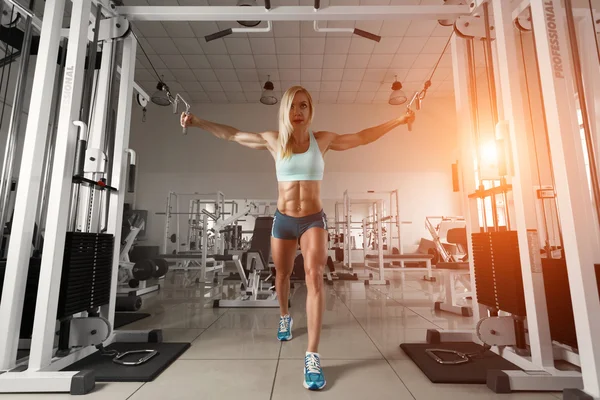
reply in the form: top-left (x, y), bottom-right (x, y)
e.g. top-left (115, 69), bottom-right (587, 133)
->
top-left (401, 2), bottom-right (600, 398)
top-left (424, 216), bottom-right (467, 263)
top-left (342, 190), bottom-right (434, 285)
top-left (117, 210), bottom-right (168, 297)
top-left (0, 1), bottom-right (190, 394)
top-left (157, 194), bottom-right (275, 284)
top-left (214, 216), bottom-right (282, 308)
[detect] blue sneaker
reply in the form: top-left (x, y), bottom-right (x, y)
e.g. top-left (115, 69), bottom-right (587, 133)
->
top-left (277, 315), bottom-right (293, 341)
top-left (303, 352), bottom-right (326, 390)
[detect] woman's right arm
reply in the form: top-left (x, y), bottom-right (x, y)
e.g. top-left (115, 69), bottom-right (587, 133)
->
top-left (181, 112), bottom-right (275, 150)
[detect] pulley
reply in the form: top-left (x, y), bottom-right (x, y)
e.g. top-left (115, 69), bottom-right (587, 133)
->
top-left (438, 0), bottom-right (467, 27)
top-left (88, 16), bottom-right (130, 41)
top-left (454, 15), bottom-right (496, 40)
top-left (68, 317), bottom-right (111, 347)
top-left (0, 4), bottom-right (19, 28)
top-left (515, 8), bottom-right (532, 32)
top-left (476, 316), bottom-right (517, 347)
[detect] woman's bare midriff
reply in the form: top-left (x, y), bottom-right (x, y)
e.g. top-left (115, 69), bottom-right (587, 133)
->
top-left (276, 180), bottom-right (323, 217)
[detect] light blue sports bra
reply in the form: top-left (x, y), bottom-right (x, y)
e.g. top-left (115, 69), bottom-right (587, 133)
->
top-left (276, 131), bottom-right (324, 182)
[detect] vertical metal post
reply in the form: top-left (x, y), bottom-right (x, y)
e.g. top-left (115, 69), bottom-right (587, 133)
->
top-left (77, 38), bottom-right (116, 233)
top-left (36, 38), bottom-right (68, 253)
top-left (103, 33), bottom-right (137, 328)
top-left (564, 0), bottom-right (600, 227)
top-left (531, 0), bottom-right (600, 395)
top-left (451, 34), bottom-right (483, 323)
top-left (482, 2), bottom-right (498, 128)
top-left (334, 201), bottom-right (339, 246)
top-left (186, 200), bottom-right (192, 252)
top-left (201, 214), bottom-right (208, 281)
top-left (362, 217), bottom-right (367, 262)
top-left (377, 200), bottom-right (384, 280)
top-left (346, 191), bottom-right (351, 269)
top-left (0, 17), bottom-right (34, 252)
top-left (28, 0), bottom-right (92, 371)
top-left (577, 14), bottom-right (600, 181)
top-left (175, 193), bottom-right (180, 253)
top-left (71, 7), bottom-right (100, 232)
top-left (493, 0), bottom-right (555, 368)
top-left (395, 190), bottom-right (401, 255)
top-left (0, 0), bottom-right (66, 371)
top-left (80, 4), bottom-right (101, 125)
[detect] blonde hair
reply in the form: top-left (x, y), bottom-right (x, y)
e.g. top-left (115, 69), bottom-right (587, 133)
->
top-left (278, 86), bottom-right (314, 159)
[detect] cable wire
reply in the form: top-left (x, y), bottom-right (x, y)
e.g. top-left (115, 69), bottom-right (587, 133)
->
top-left (130, 28), bottom-right (163, 84)
top-left (530, 16), bottom-right (566, 254)
top-left (589, 0), bottom-right (600, 71)
top-left (0, 7), bottom-right (16, 130)
top-left (426, 31), bottom-right (454, 84)
top-left (518, 29), bottom-right (551, 251)
top-left (467, 38), bottom-right (488, 231)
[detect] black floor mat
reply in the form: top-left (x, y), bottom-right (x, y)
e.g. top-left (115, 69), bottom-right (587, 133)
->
top-left (114, 312), bottom-right (151, 329)
top-left (63, 342), bottom-right (190, 382)
top-left (400, 342), bottom-right (521, 384)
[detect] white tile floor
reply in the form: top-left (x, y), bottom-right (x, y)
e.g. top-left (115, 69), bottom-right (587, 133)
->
top-left (17, 267), bottom-right (566, 399)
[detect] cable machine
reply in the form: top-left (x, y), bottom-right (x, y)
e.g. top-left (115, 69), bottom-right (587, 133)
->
top-left (400, 1), bottom-right (600, 398)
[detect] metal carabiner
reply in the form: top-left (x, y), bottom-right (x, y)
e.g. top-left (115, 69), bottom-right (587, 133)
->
top-left (425, 348), bottom-right (470, 365)
top-left (113, 349), bottom-right (159, 366)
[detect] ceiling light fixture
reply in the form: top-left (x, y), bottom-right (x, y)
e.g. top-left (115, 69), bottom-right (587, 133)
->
top-left (260, 75), bottom-right (277, 105)
top-left (388, 76), bottom-right (407, 105)
top-left (151, 81), bottom-right (173, 107)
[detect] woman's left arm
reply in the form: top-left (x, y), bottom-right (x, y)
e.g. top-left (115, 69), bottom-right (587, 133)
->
top-left (325, 111), bottom-right (415, 152)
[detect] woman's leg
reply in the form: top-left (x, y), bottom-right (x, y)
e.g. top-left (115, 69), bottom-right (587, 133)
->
top-left (299, 227), bottom-right (328, 353)
top-left (271, 236), bottom-right (297, 316)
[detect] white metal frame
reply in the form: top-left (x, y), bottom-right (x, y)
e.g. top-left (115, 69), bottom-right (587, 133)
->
top-left (0, 0), bottom-right (67, 372)
top-left (0, 0), bottom-right (152, 394)
top-left (1, 1), bottom-right (599, 397)
top-left (529, 0), bottom-right (600, 395)
top-left (343, 190), bottom-right (433, 284)
top-left (434, 268), bottom-right (472, 317)
top-left (29, 0), bottom-right (93, 371)
top-left (117, 217), bottom-right (162, 296)
top-left (215, 254), bottom-right (279, 308)
top-left (116, 4), bottom-right (470, 22)
top-left (161, 191), bottom-right (225, 255)
top-left (432, 0), bottom-right (600, 396)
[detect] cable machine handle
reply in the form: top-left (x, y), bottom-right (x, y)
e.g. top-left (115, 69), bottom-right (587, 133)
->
top-left (171, 93), bottom-right (191, 135)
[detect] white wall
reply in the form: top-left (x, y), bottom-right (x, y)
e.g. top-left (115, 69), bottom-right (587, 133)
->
top-left (129, 97), bottom-right (462, 249)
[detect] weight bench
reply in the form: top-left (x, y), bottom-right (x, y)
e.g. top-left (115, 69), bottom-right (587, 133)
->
top-left (213, 217), bottom-right (281, 308)
top-left (118, 218), bottom-right (162, 297)
top-left (364, 253), bottom-right (435, 285)
top-left (324, 256), bottom-right (359, 285)
top-left (155, 253), bottom-right (224, 284)
top-left (433, 228), bottom-right (473, 317)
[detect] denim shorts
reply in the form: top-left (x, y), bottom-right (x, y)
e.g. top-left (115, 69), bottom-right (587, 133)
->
top-left (271, 209), bottom-right (328, 240)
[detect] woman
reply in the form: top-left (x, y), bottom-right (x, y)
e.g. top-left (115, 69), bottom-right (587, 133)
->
top-left (181, 86), bottom-right (414, 390)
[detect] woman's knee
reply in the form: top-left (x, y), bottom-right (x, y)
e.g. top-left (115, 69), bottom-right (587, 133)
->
top-left (304, 260), bottom-right (324, 290)
top-left (276, 266), bottom-right (293, 280)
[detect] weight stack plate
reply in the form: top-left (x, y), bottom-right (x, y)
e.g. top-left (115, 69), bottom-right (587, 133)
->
top-left (542, 258), bottom-right (577, 349)
top-left (57, 233), bottom-right (114, 319)
top-left (491, 231), bottom-right (526, 316)
top-left (471, 232), bottom-right (497, 310)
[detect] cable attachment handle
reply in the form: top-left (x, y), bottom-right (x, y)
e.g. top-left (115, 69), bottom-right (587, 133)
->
top-left (171, 93), bottom-right (192, 135)
top-left (405, 92), bottom-right (421, 132)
